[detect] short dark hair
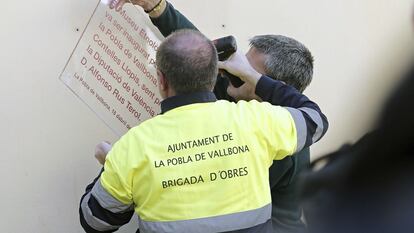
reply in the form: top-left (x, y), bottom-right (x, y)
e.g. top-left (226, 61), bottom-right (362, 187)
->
top-left (249, 35), bottom-right (314, 92)
top-left (156, 29), bottom-right (218, 94)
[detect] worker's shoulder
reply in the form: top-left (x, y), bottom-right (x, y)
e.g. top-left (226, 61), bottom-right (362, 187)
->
top-left (127, 114), bottom-right (165, 136)
top-left (222, 99), bottom-right (290, 121)
top-left (124, 99), bottom-right (288, 133)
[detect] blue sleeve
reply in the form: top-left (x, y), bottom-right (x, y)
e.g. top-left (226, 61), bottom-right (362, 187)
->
top-left (79, 168), bottom-right (134, 233)
top-left (256, 75), bottom-right (329, 152)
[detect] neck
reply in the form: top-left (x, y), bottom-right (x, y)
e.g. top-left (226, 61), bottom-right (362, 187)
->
top-left (160, 91), bottom-right (217, 113)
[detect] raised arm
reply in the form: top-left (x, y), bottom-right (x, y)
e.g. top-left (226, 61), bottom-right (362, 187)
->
top-left (128, 0), bottom-right (238, 101)
top-left (126, 0), bottom-right (198, 36)
top-left (256, 75), bottom-right (328, 152)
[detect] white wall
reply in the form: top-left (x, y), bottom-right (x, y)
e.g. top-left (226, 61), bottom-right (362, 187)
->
top-left (0, 0), bottom-right (412, 232)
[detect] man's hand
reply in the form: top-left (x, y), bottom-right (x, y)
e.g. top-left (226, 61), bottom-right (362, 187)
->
top-left (226, 81), bottom-right (262, 102)
top-left (218, 51), bottom-right (262, 87)
top-left (109, 0), bottom-right (165, 18)
top-left (95, 141), bottom-right (112, 165)
top-left (108, 0), bottom-right (125, 10)
top-left (129, 0), bottom-right (161, 12)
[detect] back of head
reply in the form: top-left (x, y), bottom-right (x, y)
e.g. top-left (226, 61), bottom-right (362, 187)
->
top-left (250, 35), bottom-right (314, 92)
top-left (156, 29), bottom-right (218, 95)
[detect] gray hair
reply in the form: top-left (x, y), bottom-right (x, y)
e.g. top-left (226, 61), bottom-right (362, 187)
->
top-left (249, 35), bottom-right (314, 92)
top-left (156, 29), bottom-right (218, 94)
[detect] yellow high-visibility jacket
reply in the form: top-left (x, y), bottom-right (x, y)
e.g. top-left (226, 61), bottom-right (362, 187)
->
top-left (80, 76), bottom-right (328, 233)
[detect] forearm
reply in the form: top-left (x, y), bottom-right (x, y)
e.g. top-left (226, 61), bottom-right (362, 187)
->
top-left (79, 169), bottom-right (134, 233)
top-left (150, 1), bottom-right (198, 37)
top-left (256, 76), bottom-right (329, 150)
top-left (256, 76), bottom-right (318, 108)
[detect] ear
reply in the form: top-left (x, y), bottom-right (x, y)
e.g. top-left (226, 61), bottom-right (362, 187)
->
top-left (157, 70), bottom-right (168, 91)
top-left (157, 70), bottom-right (170, 99)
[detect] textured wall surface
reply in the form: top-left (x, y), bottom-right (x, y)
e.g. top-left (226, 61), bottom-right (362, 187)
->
top-left (0, 0), bottom-right (413, 232)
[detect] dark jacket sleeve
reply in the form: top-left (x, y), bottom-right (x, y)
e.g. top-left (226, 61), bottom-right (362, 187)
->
top-left (150, 2), bottom-right (198, 37)
top-left (79, 168), bottom-right (134, 233)
top-left (256, 75), bottom-right (329, 152)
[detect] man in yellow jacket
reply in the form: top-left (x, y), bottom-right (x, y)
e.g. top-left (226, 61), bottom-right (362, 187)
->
top-left (80, 29), bottom-right (327, 233)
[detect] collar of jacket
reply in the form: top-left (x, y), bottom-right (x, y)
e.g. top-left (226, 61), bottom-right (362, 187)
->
top-left (161, 91), bottom-right (217, 114)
